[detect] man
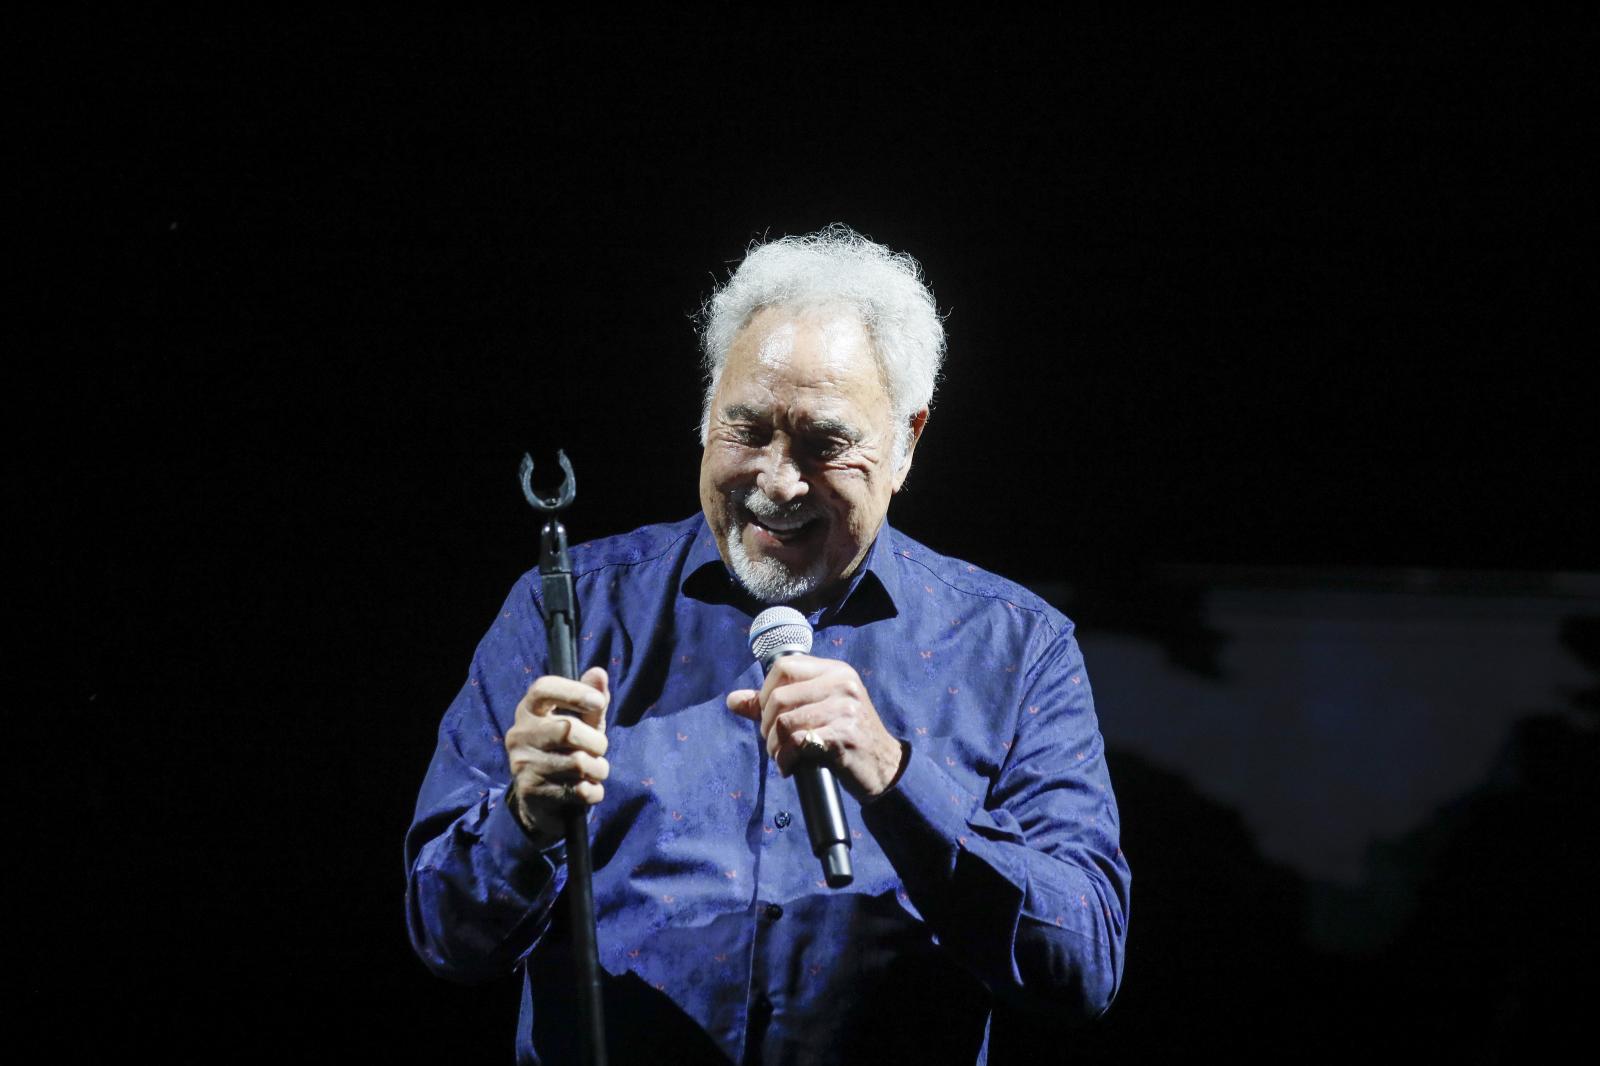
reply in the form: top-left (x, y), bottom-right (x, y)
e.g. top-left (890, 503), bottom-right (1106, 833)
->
top-left (406, 226), bottom-right (1129, 1064)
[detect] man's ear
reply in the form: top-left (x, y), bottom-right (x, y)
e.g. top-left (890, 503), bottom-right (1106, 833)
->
top-left (891, 408), bottom-right (930, 492)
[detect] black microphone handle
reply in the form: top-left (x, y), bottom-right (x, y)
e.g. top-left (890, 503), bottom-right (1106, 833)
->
top-left (795, 760), bottom-right (853, 887)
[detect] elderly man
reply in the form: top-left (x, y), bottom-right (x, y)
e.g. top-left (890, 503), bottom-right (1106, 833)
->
top-left (405, 226), bottom-right (1129, 1064)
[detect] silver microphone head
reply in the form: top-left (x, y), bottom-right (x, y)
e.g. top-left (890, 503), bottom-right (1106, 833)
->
top-left (749, 606), bottom-right (813, 669)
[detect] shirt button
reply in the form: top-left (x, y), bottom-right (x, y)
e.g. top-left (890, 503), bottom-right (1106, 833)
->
top-left (765, 903), bottom-right (784, 921)
top-left (774, 811), bottom-right (792, 829)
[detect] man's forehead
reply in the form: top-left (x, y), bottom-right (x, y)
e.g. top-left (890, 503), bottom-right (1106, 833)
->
top-left (752, 318), bottom-right (800, 365)
top-left (748, 310), bottom-right (867, 361)
top-left (716, 363), bottom-right (884, 429)
top-left (723, 307), bottom-right (887, 405)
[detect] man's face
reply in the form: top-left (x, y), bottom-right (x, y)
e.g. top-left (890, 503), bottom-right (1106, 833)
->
top-left (699, 306), bottom-right (923, 609)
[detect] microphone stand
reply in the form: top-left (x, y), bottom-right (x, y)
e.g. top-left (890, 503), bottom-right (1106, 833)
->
top-left (520, 450), bottom-right (607, 1066)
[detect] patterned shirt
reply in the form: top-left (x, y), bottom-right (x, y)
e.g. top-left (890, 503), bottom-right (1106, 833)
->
top-left (405, 514), bottom-right (1129, 1065)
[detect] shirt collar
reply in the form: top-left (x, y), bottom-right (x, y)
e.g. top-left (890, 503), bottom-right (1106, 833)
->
top-left (682, 514), bottom-right (901, 626)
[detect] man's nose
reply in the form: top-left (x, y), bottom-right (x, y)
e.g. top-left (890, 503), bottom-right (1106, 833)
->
top-left (756, 443), bottom-right (808, 503)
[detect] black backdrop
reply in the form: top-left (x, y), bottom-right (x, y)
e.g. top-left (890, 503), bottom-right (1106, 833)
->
top-left (20, 12), bottom-right (1596, 1062)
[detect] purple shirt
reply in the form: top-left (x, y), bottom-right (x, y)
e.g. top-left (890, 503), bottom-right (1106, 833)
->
top-left (405, 515), bottom-right (1129, 1064)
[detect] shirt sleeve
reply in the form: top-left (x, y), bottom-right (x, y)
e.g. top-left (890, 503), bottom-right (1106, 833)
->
top-left (859, 623), bottom-right (1130, 1018)
top-left (403, 574), bottom-right (568, 984)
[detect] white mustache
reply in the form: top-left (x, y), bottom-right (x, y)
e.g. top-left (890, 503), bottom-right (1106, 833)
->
top-left (738, 489), bottom-right (820, 525)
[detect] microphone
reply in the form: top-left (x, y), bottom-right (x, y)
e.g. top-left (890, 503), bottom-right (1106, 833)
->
top-left (748, 607), bottom-right (854, 889)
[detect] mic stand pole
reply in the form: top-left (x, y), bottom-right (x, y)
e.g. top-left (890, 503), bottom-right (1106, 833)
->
top-left (521, 450), bottom-right (607, 1066)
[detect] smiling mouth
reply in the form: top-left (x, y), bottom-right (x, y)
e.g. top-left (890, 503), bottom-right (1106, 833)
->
top-left (743, 511), bottom-right (820, 545)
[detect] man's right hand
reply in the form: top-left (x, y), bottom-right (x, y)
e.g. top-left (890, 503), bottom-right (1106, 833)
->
top-left (504, 666), bottom-right (610, 845)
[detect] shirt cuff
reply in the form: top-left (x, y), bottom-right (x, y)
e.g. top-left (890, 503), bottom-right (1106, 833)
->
top-left (483, 788), bottom-right (568, 889)
top-left (859, 742), bottom-right (977, 872)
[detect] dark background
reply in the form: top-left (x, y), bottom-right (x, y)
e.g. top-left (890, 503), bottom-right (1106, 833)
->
top-left (21, 12), bottom-right (1595, 1062)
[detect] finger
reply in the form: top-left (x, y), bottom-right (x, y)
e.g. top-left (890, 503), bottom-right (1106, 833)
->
top-left (506, 745), bottom-right (571, 780)
top-left (766, 673), bottom-right (858, 718)
top-left (556, 667), bottom-right (610, 729)
top-left (508, 749), bottom-right (610, 792)
top-left (770, 704), bottom-right (833, 754)
top-left (506, 712), bottom-right (609, 757)
top-left (768, 705), bottom-right (834, 762)
top-left (579, 666), bottom-right (611, 729)
top-left (518, 773), bottom-right (606, 811)
top-left (775, 722), bottom-right (834, 777)
top-left (524, 676), bottom-right (607, 716)
top-left (761, 673), bottom-right (860, 737)
top-left (756, 654), bottom-right (834, 705)
top-left (550, 715), bottom-right (610, 757)
top-left (519, 675), bottom-right (609, 723)
top-left (580, 665), bottom-right (610, 695)
top-left (571, 750), bottom-right (610, 782)
top-left (530, 749), bottom-right (611, 784)
top-left (726, 689), bottom-right (761, 723)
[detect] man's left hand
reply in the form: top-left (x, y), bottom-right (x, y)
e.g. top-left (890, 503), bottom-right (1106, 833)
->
top-left (727, 655), bottom-right (907, 800)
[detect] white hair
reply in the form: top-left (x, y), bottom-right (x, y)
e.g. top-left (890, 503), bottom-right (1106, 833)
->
top-left (697, 224), bottom-right (946, 469)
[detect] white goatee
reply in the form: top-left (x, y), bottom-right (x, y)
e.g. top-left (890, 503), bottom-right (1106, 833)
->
top-left (725, 490), bottom-right (829, 604)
